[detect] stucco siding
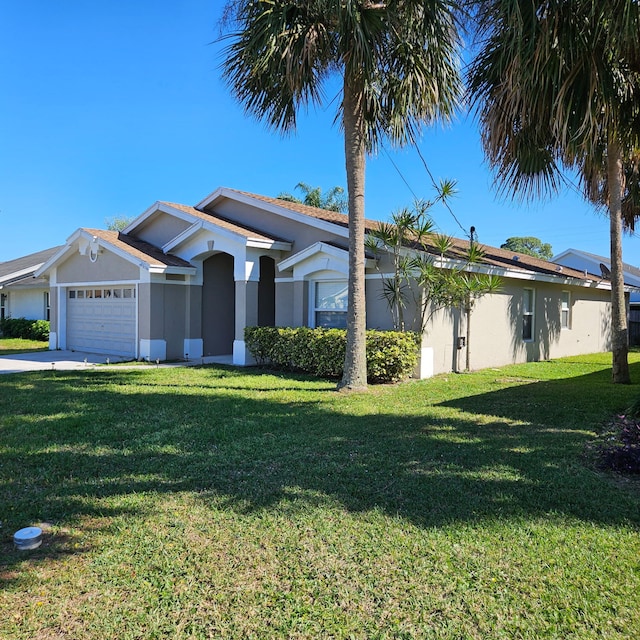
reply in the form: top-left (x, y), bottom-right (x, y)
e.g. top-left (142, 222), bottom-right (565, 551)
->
top-left (163, 285), bottom-right (188, 360)
top-left (421, 280), bottom-right (612, 374)
top-left (134, 213), bottom-right (192, 249)
top-left (57, 250), bottom-right (140, 283)
top-left (275, 281), bottom-right (295, 327)
top-left (2, 288), bottom-right (47, 320)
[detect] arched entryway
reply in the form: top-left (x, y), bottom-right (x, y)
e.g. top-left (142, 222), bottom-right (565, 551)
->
top-left (202, 253), bottom-right (235, 356)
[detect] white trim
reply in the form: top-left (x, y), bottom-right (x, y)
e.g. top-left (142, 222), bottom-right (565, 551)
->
top-left (0, 263), bottom-right (46, 286)
top-left (162, 218), bottom-right (292, 255)
top-left (233, 339), bottom-right (255, 366)
top-left (139, 339), bottom-right (166, 362)
top-left (184, 338), bottom-right (203, 360)
top-left (35, 228), bottom-right (196, 278)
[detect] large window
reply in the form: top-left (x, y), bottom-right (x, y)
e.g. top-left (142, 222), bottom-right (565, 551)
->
top-left (561, 291), bottom-right (571, 329)
top-left (313, 281), bottom-right (348, 328)
top-left (522, 288), bottom-right (534, 341)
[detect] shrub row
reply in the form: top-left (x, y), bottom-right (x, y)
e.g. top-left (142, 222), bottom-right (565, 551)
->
top-left (0, 317), bottom-right (50, 341)
top-left (244, 326), bottom-right (420, 384)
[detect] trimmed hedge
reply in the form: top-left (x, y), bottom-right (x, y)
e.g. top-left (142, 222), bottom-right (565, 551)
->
top-left (0, 318), bottom-right (50, 341)
top-left (245, 326), bottom-right (420, 384)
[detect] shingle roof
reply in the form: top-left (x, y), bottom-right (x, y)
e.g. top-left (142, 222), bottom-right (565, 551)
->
top-left (419, 235), bottom-right (595, 281)
top-left (224, 189), bottom-right (382, 231)
top-left (559, 248), bottom-right (640, 279)
top-left (0, 246), bottom-right (63, 283)
top-left (83, 229), bottom-right (193, 268)
top-left (222, 190), bottom-right (594, 282)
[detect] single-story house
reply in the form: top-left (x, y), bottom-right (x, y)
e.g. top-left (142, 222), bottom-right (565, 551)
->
top-left (34, 187), bottom-right (620, 376)
top-left (552, 248), bottom-right (640, 307)
top-left (0, 247), bottom-right (62, 323)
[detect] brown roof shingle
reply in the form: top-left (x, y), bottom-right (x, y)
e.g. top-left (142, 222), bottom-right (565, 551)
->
top-left (83, 229), bottom-right (193, 268)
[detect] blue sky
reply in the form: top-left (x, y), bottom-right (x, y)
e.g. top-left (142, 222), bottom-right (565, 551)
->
top-left (1, 1), bottom-right (637, 263)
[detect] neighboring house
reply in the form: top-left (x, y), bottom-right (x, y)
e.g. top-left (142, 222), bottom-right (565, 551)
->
top-left (0, 247), bottom-right (62, 323)
top-left (552, 248), bottom-right (640, 307)
top-left (35, 187), bottom-right (618, 376)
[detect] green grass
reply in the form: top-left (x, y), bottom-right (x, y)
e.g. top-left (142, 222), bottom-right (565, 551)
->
top-left (0, 337), bottom-right (49, 356)
top-left (1, 354), bottom-right (640, 638)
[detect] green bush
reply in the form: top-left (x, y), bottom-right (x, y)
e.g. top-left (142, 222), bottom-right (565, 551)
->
top-left (244, 326), bottom-right (419, 384)
top-left (0, 317), bottom-right (50, 341)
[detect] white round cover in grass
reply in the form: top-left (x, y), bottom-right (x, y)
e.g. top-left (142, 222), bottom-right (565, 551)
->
top-left (13, 526), bottom-right (42, 550)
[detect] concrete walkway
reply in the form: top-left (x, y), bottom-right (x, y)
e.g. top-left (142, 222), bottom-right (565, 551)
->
top-left (0, 350), bottom-right (131, 374)
top-left (0, 350), bottom-right (236, 374)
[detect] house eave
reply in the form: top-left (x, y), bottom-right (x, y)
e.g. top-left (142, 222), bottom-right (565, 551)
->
top-left (197, 187), bottom-right (351, 240)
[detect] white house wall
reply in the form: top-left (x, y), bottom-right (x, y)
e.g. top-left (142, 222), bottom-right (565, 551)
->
top-left (2, 288), bottom-right (47, 320)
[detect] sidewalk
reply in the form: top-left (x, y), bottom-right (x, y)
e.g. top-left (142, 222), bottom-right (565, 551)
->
top-left (0, 350), bottom-right (129, 374)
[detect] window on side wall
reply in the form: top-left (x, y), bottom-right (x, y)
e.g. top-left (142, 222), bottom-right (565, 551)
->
top-left (44, 292), bottom-right (50, 321)
top-left (0, 293), bottom-right (7, 321)
top-left (313, 281), bottom-right (348, 329)
top-left (561, 291), bottom-right (571, 329)
top-left (522, 288), bottom-right (534, 341)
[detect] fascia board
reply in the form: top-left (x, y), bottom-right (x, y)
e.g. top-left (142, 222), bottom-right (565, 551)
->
top-left (197, 188), bottom-right (350, 240)
top-left (0, 264), bottom-right (44, 285)
top-left (277, 242), bottom-right (345, 272)
top-left (247, 239), bottom-right (292, 251)
top-left (148, 266), bottom-right (197, 275)
top-left (430, 256), bottom-right (609, 289)
top-left (163, 218), bottom-right (293, 254)
top-left (123, 201), bottom-right (196, 235)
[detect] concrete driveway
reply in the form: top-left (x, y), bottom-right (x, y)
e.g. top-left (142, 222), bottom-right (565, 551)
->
top-left (0, 350), bottom-right (130, 374)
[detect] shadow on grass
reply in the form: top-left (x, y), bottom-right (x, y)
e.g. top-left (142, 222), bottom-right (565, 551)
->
top-left (1, 363), bottom-right (640, 576)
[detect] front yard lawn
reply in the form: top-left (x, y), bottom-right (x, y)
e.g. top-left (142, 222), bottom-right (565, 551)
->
top-left (0, 337), bottom-right (49, 356)
top-left (1, 353), bottom-right (640, 638)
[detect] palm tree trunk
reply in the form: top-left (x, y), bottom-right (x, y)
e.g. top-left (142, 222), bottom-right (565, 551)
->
top-left (608, 137), bottom-right (631, 384)
top-left (338, 79), bottom-right (368, 392)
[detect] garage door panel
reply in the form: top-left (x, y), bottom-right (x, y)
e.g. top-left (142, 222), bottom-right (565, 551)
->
top-left (67, 288), bottom-right (136, 357)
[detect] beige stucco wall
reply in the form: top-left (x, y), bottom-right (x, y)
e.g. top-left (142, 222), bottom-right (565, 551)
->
top-left (134, 213), bottom-right (192, 249)
top-left (56, 250), bottom-right (140, 283)
top-left (422, 280), bottom-right (612, 374)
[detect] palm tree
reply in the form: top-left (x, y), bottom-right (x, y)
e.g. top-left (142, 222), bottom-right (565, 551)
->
top-left (278, 182), bottom-right (348, 213)
top-left (468, 0), bottom-right (640, 383)
top-left (220, 0), bottom-right (462, 391)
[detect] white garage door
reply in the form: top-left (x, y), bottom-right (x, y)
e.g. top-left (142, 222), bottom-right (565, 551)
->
top-left (67, 287), bottom-right (136, 357)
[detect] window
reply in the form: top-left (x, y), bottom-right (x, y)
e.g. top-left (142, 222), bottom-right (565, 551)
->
top-left (313, 281), bottom-right (348, 328)
top-left (561, 291), bottom-right (571, 329)
top-left (44, 292), bottom-right (50, 321)
top-left (522, 288), bottom-right (534, 341)
top-left (0, 293), bottom-right (7, 320)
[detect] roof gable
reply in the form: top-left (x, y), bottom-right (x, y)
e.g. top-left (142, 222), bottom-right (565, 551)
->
top-left (0, 246), bottom-right (63, 285)
top-left (36, 229), bottom-right (195, 278)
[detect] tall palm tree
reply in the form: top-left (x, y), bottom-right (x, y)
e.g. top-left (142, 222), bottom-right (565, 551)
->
top-left (220, 0), bottom-right (462, 391)
top-left (468, 0), bottom-right (640, 383)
